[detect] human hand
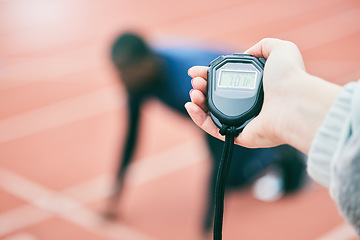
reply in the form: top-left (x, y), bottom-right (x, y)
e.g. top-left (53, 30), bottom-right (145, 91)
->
top-left (185, 38), bottom-right (340, 152)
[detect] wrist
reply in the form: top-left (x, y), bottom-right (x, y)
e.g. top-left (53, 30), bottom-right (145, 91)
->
top-left (281, 72), bottom-right (341, 153)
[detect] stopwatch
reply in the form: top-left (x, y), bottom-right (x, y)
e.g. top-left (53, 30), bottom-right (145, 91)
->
top-left (206, 53), bottom-right (266, 240)
top-left (207, 53), bottom-right (265, 131)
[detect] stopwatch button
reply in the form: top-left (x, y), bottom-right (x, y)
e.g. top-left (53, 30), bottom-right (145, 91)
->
top-left (234, 53), bottom-right (251, 57)
top-left (209, 55), bottom-right (225, 67)
top-left (259, 58), bottom-right (266, 65)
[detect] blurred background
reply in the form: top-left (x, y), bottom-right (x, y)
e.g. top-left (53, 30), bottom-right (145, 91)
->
top-left (1, 0), bottom-right (360, 239)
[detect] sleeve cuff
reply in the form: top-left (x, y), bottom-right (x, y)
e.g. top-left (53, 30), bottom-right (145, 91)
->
top-left (307, 82), bottom-right (356, 187)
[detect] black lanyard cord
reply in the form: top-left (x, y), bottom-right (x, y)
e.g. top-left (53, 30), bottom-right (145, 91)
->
top-left (213, 125), bottom-right (240, 240)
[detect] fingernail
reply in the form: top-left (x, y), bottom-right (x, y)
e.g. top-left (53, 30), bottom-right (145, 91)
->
top-left (189, 89), bottom-right (194, 97)
top-left (188, 67), bottom-right (193, 77)
top-left (184, 102), bottom-right (189, 110)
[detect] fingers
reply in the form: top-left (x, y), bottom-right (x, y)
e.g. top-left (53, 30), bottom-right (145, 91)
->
top-left (184, 102), bottom-right (224, 141)
top-left (235, 117), bottom-right (269, 148)
top-left (244, 38), bottom-right (296, 59)
top-left (186, 66), bottom-right (223, 141)
top-left (245, 38), bottom-right (305, 72)
top-left (189, 89), bottom-right (208, 112)
top-left (189, 66), bottom-right (208, 111)
top-left (191, 77), bottom-right (207, 95)
top-left (188, 66), bottom-right (208, 79)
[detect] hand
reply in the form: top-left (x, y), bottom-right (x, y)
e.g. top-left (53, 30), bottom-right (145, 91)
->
top-left (185, 38), bottom-right (341, 152)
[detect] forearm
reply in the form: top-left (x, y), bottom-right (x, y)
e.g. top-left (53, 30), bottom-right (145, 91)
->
top-left (117, 95), bottom-right (141, 177)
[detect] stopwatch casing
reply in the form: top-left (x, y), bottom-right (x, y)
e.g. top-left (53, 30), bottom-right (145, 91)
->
top-left (207, 54), bottom-right (265, 131)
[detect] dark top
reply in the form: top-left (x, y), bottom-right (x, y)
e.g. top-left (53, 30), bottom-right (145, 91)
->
top-left (120, 47), bottom-right (223, 174)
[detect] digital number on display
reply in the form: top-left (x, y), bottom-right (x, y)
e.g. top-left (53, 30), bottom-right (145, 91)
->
top-left (218, 70), bottom-right (257, 89)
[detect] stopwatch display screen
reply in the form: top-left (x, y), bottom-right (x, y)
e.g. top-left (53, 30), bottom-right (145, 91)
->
top-left (207, 53), bottom-right (265, 129)
top-left (218, 70), bottom-right (257, 89)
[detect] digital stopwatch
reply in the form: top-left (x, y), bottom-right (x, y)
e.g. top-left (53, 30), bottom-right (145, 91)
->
top-left (206, 53), bottom-right (266, 240)
top-left (207, 53), bottom-right (265, 132)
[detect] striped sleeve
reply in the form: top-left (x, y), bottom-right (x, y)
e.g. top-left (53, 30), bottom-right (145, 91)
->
top-left (307, 81), bottom-right (358, 187)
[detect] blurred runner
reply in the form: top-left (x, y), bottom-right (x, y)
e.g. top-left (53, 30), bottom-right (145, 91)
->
top-left (104, 32), bottom-right (306, 236)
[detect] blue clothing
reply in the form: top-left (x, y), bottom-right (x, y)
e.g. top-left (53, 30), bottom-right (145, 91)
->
top-left (153, 47), bottom-right (222, 114)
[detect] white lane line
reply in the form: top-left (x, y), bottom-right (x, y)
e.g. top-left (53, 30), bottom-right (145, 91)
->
top-left (0, 86), bottom-right (125, 143)
top-left (0, 167), bottom-right (156, 240)
top-left (0, 43), bottom-right (107, 91)
top-left (61, 204), bottom-right (157, 240)
top-left (2, 232), bottom-right (38, 240)
top-left (315, 222), bottom-right (357, 240)
top-left (0, 168), bottom-right (55, 205)
top-left (61, 138), bottom-right (209, 203)
top-left (0, 205), bottom-right (52, 236)
top-left (1, 0), bottom-right (345, 91)
top-left (276, 8), bottom-right (360, 51)
top-left (126, 139), bottom-right (209, 187)
top-left (0, 137), bottom-right (208, 238)
top-left (159, 0), bottom-right (342, 40)
top-left (61, 173), bottom-right (114, 203)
